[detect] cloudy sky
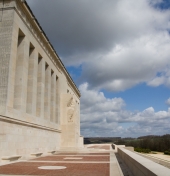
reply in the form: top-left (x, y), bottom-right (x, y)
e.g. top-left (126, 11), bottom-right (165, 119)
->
top-left (26, 0), bottom-right (170, 138)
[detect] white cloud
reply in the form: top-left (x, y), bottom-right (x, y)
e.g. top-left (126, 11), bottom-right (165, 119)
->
top-left (147, 76), bottom-right (165, 87)
top-left (80, 83), bottom-right (170, 137)
top-left (147, 68), bottom-right (170, 87)
top-left (74, 0), bottom-right (170, 91)
top-left (166, 98), bottom-right (170, 106)
top-left (27, 0), bottom-right (170, 91)
top-left (80, 83), bottom-right (125, 116)
top-left (81, 31), bottom-right (170, 91)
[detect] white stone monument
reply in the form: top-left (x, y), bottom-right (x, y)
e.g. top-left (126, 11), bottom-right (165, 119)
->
top-left (0, 0), bottom-right (83, 162)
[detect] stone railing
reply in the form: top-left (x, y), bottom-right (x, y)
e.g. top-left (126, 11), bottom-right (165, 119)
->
top-left (116, 145), bottom-right (170, 176)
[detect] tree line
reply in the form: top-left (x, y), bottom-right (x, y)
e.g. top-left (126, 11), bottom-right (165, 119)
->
top-left (114, 134), bottom-right (170, 152)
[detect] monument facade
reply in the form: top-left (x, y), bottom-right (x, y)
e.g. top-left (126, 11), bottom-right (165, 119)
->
top-left (0, 0), bottom-right (83, 161)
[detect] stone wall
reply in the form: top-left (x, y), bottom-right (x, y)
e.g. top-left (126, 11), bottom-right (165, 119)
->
top-left (0, 117), bottom-right (60, 158)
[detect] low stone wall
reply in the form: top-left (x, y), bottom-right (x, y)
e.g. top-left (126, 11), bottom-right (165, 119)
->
top-left (137, 152), bottom-right (170, 169)
top-left (117, 147), bottom-right (170, 176)
top-left (113, 144), bottom-right (125, 152)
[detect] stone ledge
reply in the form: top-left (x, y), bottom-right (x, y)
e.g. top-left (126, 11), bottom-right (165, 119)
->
top-left (2, 155), bottom-right (21, 161)
top-left (0, 115), bottom-right (61, 133)
top-left (31, 153), bottom-right (43, 157)
top-left (48, 151), bottom-right (56, 154)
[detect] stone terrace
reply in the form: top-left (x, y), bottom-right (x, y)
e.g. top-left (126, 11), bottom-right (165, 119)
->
top-left (0, 144), bottom-right (126, 176)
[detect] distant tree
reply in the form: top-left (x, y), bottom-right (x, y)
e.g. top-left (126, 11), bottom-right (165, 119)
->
top-left (114, 134), bottom-right (170, 153)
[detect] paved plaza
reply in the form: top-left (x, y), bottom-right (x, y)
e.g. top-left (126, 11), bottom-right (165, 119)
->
top-left (0, 144), bottom-right (125, 176)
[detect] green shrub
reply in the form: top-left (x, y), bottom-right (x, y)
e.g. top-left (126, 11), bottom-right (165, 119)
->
top-left (134, 147), bottom-right (151, 153)
top-left (164, 151), bottom-right (170, 155)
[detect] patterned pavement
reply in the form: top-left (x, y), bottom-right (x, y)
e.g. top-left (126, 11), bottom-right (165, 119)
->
top-left (0, 144), bottom-right (123, 176)
top-left (0, 162), bottom-right (109, 176)
top-left (32, 155), bottom-right (110, 162)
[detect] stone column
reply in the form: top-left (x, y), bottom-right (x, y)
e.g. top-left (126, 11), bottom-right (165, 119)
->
top-left (55, 77), bottom-right (59, 123)
top-left (77, 102), bottom-right (80, 135)
top-left (26, 46), bottom-right (38, 115)
top-left (36, 57), bottom-right (45, 117)
top-left (50, 73), bottom-right (56, 122)
top-left (14, 33), bottom-right (29, 111)
top-left (6, 19), bottom-right (18, 112)
top-left (0, 0), bottom-right (15, 114)
top-left (44, 64), bottom-right (51, 120)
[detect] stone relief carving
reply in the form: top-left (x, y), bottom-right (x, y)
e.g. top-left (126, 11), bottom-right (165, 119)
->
top-left (67, 97), bottom-right (76, 123)
top-left (67, 97), bottom-right (74, 107)
top-left (67, 109), bottom-right (74, 123)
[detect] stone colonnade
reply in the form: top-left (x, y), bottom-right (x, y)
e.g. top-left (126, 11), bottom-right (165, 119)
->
top-left (13, 29), bottom-right (59, 123)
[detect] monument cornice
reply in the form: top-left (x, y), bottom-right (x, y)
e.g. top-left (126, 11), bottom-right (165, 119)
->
top-left (5, 0), bottom-right (80, 97)
top-left (67, 81), bottom-right (80, 100)
top-left (0, 115), bottom-right (62, 133)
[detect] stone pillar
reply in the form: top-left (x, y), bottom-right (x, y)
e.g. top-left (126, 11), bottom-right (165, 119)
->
top-left (14, 32), bottom-right (29, 111)
top-left (36, 57), bottom-right (45, 117)
top-left (26, 46), bottom-right (38, 115)
top-left (6, 18), bottom-right (18, 112)
top-left (75, 102), bottom-right (80, 135)
top-left (0, 8), bottom-right (15, 114)
top-left (50, 73), bottom-right (56, 122)
top-left (44, 64), bottom-right (51, 120)
top-left (55, 77), bottom-right (59, 123)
